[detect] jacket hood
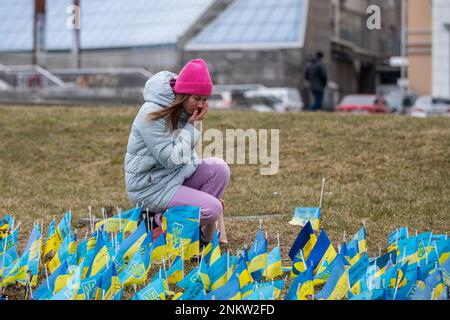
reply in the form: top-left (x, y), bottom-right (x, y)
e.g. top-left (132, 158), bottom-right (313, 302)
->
top-left (143, 71), bottom-right (178, 107)
top-left (142, 70), bottom-right (191, 125)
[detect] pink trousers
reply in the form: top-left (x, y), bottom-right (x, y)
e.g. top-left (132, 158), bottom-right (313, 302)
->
top-left (155, 157), bottom-right (230, 226)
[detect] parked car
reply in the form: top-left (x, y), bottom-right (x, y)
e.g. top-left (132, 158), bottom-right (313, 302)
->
top-left (208, 92), bottom-right (232, 109)
top-left (384, 92), bottom-right (416, 114)
top-left (243, 87), bottom-right (304, 112)
top-left (409, 96), bottom-right (450, 118)
top-left (335, 94), bottom-right (389, 114)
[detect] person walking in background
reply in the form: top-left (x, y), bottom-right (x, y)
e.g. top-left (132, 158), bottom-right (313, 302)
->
top-left (304, 51), bottom-right (328, 111)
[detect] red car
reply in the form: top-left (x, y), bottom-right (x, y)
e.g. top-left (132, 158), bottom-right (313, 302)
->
top-left (335, 94), bottom-right (389, 113)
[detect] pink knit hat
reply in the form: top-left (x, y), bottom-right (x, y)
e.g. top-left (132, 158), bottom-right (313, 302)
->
top-left (174, 59), bottom-right (213, 96)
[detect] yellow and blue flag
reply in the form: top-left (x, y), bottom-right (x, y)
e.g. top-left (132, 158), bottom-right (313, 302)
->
top-left (96, 263), bottom-right (122, 300)
top-left (315, 254), bottom-right (350, 300)
top-left (117, 221), bottom-right (147, 263)
top-left (203, 230), bottom-right (221, 267)
top-left (209, 253), bottom-right (231, 291)
top-left (440, 258), bottom-right (450, 286)
top-left (263, 246), bottom-right (282, 280)
top-left (411, 270), bottom-right (443, 300)
top-left (85, 231), bottom-right (111, 278)
top-left (118, 232), bottom-right (152, 287)
top-left (0, 245), bottom-right (18, 278)
top-left (95, 207), bottom-right (141, 233)
top-left (288, 221), bottom-right (317, 261)
top-left (2, 224), bottom-right (42, 287)
top-left (151, 266), bottom-right (171, 293)
top-left (243, 283), bottom-right (276, 300)
top-left (42, 219), bottom-right (56, 258)
top-left (177, 278), bottom-right (205, 300)
top-left (306, 228), bottom-right (336, 273)
top-left (167, 256), bottom-right (183, 284)
top-left (76, 272), bottom-right (102, 300)
top-left (242, 280), bottom-right (284, 299)
top-left (234, 255), bottom-right (253, 289)
top-left (0, 215), bottom-right (12, 240)
top-left (248, 229), bottom-right (268, 282)
top-left (435, 238), bottom-right (450, 265)
top-left (50, 260), bottom-right (84, 300)
top-left (76, 237), bottom-right (88, 265)
top-left (285, 267), bottom-right (314, 300)
top-left (48, 232), bottom-right (77, 273)
top-left (53, 211), bottom-right (72, 254)
top-left (206, 273), bottom-right (241, 300)
top-left (387, 227), bottom-right (408, 252)
top-left (151, 231), bottom-right (168, 265)
top-left (0, 229), bottom-right (19, 278)
top-left (165, 206), bottom-right (200, 260)
top-left (132, 277), bottom-right (166, 300)
top-left (289, 207), bottom-right (321, 232)
top-left (348, 252), bottom-right (369, 295)
top-left (177, 266), bottom-right (200, 290)
top-left (33, 261), bottom-right (69, 300)
top-left (122, 207), bottom-right (143, 236)
top-left (24, 223), bottom-right (43, 286)
top-left (313, 254), bottom-right (342, 286)
top-left (347, 226), bottom-right (367, 254)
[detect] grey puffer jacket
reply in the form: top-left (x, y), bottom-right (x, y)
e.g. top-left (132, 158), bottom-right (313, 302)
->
top-left (124, 71), bottom-right (200, 212)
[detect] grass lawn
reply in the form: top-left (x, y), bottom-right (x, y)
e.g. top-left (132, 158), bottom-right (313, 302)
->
top-left (0, 105), bottom-right (449, 298)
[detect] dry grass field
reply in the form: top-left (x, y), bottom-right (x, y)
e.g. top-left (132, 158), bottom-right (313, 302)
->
top-left (0, 105), bottom-right (449, 299)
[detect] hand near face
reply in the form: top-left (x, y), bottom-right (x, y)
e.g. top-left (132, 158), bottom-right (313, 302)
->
top-left (188, 100), bottom-right (208, 124)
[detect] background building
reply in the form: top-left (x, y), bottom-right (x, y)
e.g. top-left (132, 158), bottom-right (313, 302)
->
top-left (0, 0), bottom-right (422, 106)
top-left (406, 0), bottom-right (432, 96)
top-left (432, 0), bottom-right (450, 98)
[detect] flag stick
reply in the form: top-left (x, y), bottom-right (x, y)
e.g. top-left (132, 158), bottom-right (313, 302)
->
top-left (343, 230), bottom-right (346, 243)
top-left (346, 268), bottom-right (351, 293)
top-left (227, 249), bottom-right (230, 280)
top-left (102, 207), bottom-right (110, 233)
top-left (150, 216), bottom-right (153, 232)
top-left (433, 241), bottom-right (439, 260)
top-left (88, 206), bottom-right (93, 234)
top-left (181, 240), bottom-right (185, 278)
top-left (431, 288), bottom-right (436, 300)
top-left (117, 207), bottom-right (122, 232)
top-left (400, 247), bottom-right (407, 264)
top-left (198, 246), bottom-right (205, 275)
top-left (44, 265), bottom-right (50, 290)
top-left (1, 237), bottom-right (7, 278)
top-left (392, 267), bottom-right (402, 300)
top-left (146, 209), bottom-right (150, 232)
top-left (277, 232), bottom-right (280, 248)
top-left (12, 222), bottom-right (21, 234)
top-left (300, 249), bottom-right (307, 271)
top-left (427, 231), bottom-right (433, 247)
top-left (319, 177), bottom-right (325, 208)
top-left (10, 216), bottom-right (15, 233)
top-left (295, 279), bottom-right (301, 299)
top-left (259, 219), bottom-right (262, 230)
top-left (415, 229), bottom-right (418, 237)
top-left (162, 256), bottom-right (167, 275)
top-left (378, 247), bottom-right (382, 257)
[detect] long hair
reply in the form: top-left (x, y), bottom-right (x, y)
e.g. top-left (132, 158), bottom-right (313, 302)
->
top-left (147, 94), bottom-right (190, 131)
